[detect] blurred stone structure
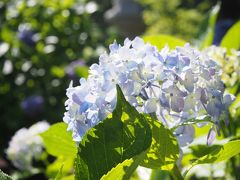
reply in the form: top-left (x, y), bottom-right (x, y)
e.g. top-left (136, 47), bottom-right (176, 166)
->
top-left (104, 0), bottom-right (145, 38)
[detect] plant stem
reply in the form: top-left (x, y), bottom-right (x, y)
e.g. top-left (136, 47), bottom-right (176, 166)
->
top-left (171, 164), bottom-right (183, 180)
top-left (170, 117), bottom-right (213, 132)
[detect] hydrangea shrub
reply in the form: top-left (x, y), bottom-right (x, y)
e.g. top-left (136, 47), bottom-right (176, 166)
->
top-left (63, 37), bottom-right (234, 146)
top-left (3, 23), bottom-right (240, 179)
top-left (6, 121), bottom-right (49, 171)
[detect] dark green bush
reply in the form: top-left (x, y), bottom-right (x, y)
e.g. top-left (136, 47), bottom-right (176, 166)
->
top-left (0, 0), bottom-right (122, 154)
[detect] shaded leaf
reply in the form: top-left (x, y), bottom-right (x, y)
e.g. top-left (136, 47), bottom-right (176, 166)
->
top-left (140, 115), bottom-right (179, 171)
top-left (75, 85), bottom-right (152, 179)
top-left (150, 169), bottom-right (171, 180)
top-left (189, 144), bottom-right (222, 158)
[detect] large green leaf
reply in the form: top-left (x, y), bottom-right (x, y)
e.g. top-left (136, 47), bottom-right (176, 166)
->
top-left (140, 115), bottom-right (179, 170)
top-left (74, 85), bottom-right (152, 180)
top-left (46, 157), bottom-right (73, 178)
top-left (0, 170), bottom-right (12, 180)
top-left (200, 2), bottom-right (220, 48)
top-left (189, 144), bottom-right (222, 158)
top-left (221, 21), bottom-right (240, 53)
top-left (143, 34), bottom-right (186, 50)
top-left (193, 140), bottom-right (240, 164)
top-left (101, 153), bottom-right (145, 180)
top-left (185, 140), bottom-right (240, 176)
top-left (40, 123), bottom-right (77, 157)
top-left (55, 165), bottom-right (63, 180)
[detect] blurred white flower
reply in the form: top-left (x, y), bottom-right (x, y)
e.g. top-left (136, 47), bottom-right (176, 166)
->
top-left (136, 166), bottom-right (151, 180)
top-left (2, 60), bottom-right (13, 75)
top-left (6, 121), bottom-right (49, 170)
top-left (189, 162), bottom-right (226, 178)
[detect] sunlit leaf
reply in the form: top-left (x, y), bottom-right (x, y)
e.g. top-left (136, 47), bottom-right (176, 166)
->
top-left (51, 66), bottom-right (65, 78)
top-left (101, 153), bottom-right (145, 180)
top-left (75, 66), bottom-right (89, 78)
top-left (185, 140), bottom-right (240, 176)
top-left (46, 157), bottom-right (73, 178)
top-left (229, 93), bottom-right (240, 118)
top-left (40, 123), bottom-right (77, 157)
top-left (55, 164), bottom-right (63, 180)
top-left (221, 21), bottom-right (240, 53)
top-left (200, 2), bottom-right (220, 48)
top-left (143, 34), bottom-right (187, 50)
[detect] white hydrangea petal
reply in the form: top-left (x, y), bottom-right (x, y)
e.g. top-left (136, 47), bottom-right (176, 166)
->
top-left (171, 96), bottom-right (184, 113)
top-left (175, 125), bottom-right (195, 147)
top-left (144, 99), bottom-right (157, 113)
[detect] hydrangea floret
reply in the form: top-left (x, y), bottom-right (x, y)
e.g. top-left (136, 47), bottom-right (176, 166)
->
top-left (203, 46), bottom-right (240, 88)
top-left (6, 121), bottom-right (49, 170)
top-left (63, 37), bottom-right (234, 146)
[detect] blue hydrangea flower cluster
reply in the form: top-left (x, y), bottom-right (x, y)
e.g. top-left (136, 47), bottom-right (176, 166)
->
top-left (64, 37), bottom-right (234, 146)
top-left (6, 121), bottom-right (49, 170)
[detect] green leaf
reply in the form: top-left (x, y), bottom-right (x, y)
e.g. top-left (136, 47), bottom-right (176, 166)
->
top-left (229, 93), bottom-right (240, 118)
top-left (47, 157), bottom-right (74, 178)
top-left (150, 170), bottom-right (171, 180)
top-left (55, 164), bottom-right (63, 180)
top-left (40, 123), bottom-right (77, 157)
top-left (51, 66), bottom-right (65, 78)
top-left (200, 2), bottom-right (220, 48)
top-left (185, 140), bottom-right (240, 176)
top-left (101, 153), bottom-right (145, 180)
top-left (221, 21), bottom-right (240, 53)
top-left (75, 156), bottom-right (89, 180)
top-left (140, 115), bottom-right (179, 171)
top-left (74, 85), bottom-right (152, 180)
top-left (170, 116), bottom-right (212, 132)
top-left (193, 140), bottom-right (240, 164)
top-left (189, 144), bottom-right (222, 158)
top-left (143, 34), bottom-right (187, 50)
top-left (75, 66), bottom-right (89, 78)
top-left (0, 169), bottom-right (12, 180)
top-left (62, 175), bottom-right (74, 180)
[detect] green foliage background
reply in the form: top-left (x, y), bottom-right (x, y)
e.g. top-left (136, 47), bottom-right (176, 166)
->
top-left (0, 0), bottom-right (122, 154)
top-left (140, 0), bottom-right (217, 41)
